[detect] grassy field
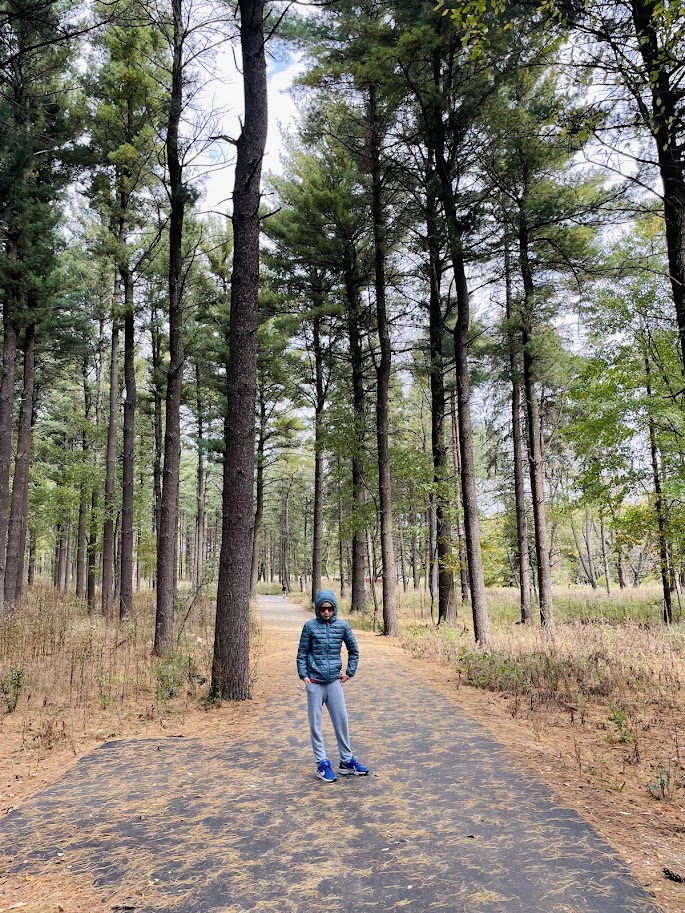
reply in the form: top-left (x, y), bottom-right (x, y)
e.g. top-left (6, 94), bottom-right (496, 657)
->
top-left (299, 581), bottom-right (685, 713)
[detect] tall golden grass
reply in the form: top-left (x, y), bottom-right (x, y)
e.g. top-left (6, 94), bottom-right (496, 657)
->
top-left (0, 585), bottom-right (217, 741)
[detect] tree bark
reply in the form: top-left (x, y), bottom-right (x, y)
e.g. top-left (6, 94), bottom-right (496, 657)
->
top-left (600, 515), bottom-right (611, 596)
top-left (519, 212), bottom-right (554, 633)
top-left (345, 268), bottom-right (368, 615)
top-left (583, 511), bottom-right (598, 589)
top-left (211, 0), bottom-right (267, 699)
top-left (429, 89), bottom-right (490, 643)
top-left (5, 322), bottom-right (35, 607)
top-left (504, 234), bottom-right (532, 623)
top-left (87, 316), bottom-right (106, 611)
top-left (101, 310), bottom-right (119, 617)
top-left (645, 353), bottom-right (672, 623)
top-left (154, 0), bottom-right (187, 654)
top-left (119, 263), bottom-right (136, 621)
top-left (367, 85), bottom-right (398, 635)
top-left (250, 389), bottom-right (266, 598)
top-left (449, 391), bottom-right (469, 604)
top-left (0, 265), bottom-right (18, 616)
top-left (425, 158), bottom-right (457, 626)
top-left (630, 0), bottom-right (685, 374)
top-left (195, 362), bottom-right (206, 590)
top-left (337, 460), bottom-right (346, 597)
top-left (311, 314), bottom-right (325, 600)
top-left (151, 298), bottom-right (163, 554)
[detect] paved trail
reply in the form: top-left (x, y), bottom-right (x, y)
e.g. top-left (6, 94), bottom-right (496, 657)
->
top-left (0, 597), bottom-right (663, 912)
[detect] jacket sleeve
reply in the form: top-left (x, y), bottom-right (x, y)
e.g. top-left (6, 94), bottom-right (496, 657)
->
top-left (343, 622), bottom-right (359, 677)
top-left (296, 623), bottom-right (311, 679)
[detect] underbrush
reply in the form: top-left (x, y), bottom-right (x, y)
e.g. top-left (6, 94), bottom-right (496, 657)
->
top-left (401, 618), bottom-right (685, 713)
top-left (0, 584), bottom-right (258, 743)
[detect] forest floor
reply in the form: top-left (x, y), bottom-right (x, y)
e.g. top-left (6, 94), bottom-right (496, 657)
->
top-left (0, 594), bottom-right (683, 912)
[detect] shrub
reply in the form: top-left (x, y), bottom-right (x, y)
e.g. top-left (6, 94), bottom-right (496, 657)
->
top-left (0, 666), bottom-right (25, 713)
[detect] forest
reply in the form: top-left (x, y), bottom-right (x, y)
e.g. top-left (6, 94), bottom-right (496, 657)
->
top-left (1, 0), bottom-right (685, 713)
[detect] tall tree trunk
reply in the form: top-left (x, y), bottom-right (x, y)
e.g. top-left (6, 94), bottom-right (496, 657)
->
top-left (119, 264), bottom-right (136, 621)
top-left (0, 275), bottom-right (18, 616)
top-left (631, 0), bottom-right (685, 374)
top-left (76, 458), bottom-right (88, 601)
top-left (504, 234), bottom-right (532, 623)
top-left (212, 0), bottom-right (267, 699)
top-left (151, 298), bottom-right (163, 553)
top-left (410, 501), bottom-right (420, 590)
top-left (583, 511), bottom-right (598, 589)
top-left (600, 515), bottom-right (611, 596)
top-left (337, 460), bottom-right (346, 598)
top-left (195, 363), bottom-right (206, 590)
top-left (154, 0), bottom-right (187, 655)
top-left (345, 268), bottom-right (368, 614)
top-left (522, 334), bottom-right (554, 631)
top-left (5, 322), bottom-right (35, 608)
top-left (250, 390), bottom-right (266, 598)
top-left (645, 353), bottom-right (672, 623)
top-left (311, 313), bottom-right (325, 601)
top-left (431, 116), bottom-right (490, 643)
top-left (519, 213), bottom-right (554, 633)
top-left (368, 86), bottom-right (398, 635)
top-left (449, 391), bottom-right (469, 604)
top-left (87, 317), bottom-right (106, 612)
top-left (101, 310), bottom-right (119, 617)
top-left (617, 543), bottom-right (627, 589)
top-left (425, 159), bottom-right (456, 625)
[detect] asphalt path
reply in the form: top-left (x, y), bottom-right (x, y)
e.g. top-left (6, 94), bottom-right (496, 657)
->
top-left (0, 595), bottom-right (663, 912)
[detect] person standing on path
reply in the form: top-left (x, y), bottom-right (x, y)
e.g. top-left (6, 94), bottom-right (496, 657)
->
top-left (296, 589), bottom-right (369, 782)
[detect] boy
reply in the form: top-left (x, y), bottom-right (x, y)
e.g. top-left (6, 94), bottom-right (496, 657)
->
top-left (296, 589), bottom-right (369, 782)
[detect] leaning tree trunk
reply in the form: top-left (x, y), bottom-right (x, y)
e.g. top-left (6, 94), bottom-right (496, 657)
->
top-left (154, 0), bottom-right (187, 655)
top-left (368, 86), bottom-right (398, 636)
top-left (5, 321), bottom-right (35, 608)
top-left (211, 0), bottom-right (267, 699)
top-left (0, 271), bottom-right (18, 616)
top-left (119, 263), bottom-right (136, 621)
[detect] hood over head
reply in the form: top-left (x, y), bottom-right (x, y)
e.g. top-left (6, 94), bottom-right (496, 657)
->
top-left (314, 589), bottom-right (338, 621)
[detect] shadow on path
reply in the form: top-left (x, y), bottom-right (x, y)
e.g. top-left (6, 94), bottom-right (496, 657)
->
top-left (0, 596), bottom-right (662, 912)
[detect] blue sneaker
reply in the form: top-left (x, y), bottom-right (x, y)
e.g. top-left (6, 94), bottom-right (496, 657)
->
top-left (339, 756), bottom-right (369, 776)
top-left (317, 759), bottom-right (337, 782)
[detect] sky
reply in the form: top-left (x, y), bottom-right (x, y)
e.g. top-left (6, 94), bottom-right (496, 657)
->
top-left (198, 49), bottom-right (304, 217)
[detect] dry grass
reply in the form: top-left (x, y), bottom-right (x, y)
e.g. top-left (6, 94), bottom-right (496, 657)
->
top-left (0, 584), bottom-right (264, 819)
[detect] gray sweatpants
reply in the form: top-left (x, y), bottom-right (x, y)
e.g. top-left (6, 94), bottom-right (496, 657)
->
top-left (306, 680), bottom-right (353, 764)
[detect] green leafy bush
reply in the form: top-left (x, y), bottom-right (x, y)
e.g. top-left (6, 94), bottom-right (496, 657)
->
top-left (0, 667), bottom-right (25, 712)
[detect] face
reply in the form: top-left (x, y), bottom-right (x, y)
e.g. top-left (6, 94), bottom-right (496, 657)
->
top-left (319, 602), bottom-right (334, 617)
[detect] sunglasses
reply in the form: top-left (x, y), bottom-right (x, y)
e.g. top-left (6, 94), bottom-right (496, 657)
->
top-left (319, 605), bottom-right (334, 612)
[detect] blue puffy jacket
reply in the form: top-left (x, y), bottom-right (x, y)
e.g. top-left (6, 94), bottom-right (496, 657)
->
top-left (296, 589), bottom-right (359, 683)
